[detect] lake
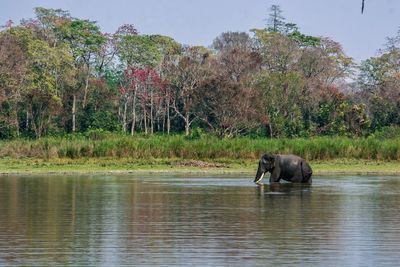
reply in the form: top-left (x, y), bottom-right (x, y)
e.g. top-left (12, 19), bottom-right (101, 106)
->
top-left (0, 174), bottom-right (400, 266)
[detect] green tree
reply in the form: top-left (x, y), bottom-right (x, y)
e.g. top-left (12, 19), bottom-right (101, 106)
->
top-left (116, 33), bottom-right (162, 69)
top-left (55, 18), bottom-right (106, 132)
top-left (13, 28), bottom-right (75, 137)
top-left (0, 30), bottom-right (27, 137)
top-left (253, 71), bottom-right (308, 137)
top-left (357, 29), bottom-right (400, 131)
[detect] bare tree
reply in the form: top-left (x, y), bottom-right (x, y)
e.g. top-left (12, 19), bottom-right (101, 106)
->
top-left (166, 46), bottom-right (210, 135)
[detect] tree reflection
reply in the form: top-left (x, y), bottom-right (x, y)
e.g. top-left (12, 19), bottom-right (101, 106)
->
top-left (1, 175), bottom-right (400, 266)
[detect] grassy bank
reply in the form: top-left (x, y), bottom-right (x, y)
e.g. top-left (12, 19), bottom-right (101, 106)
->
top-left (0, 134), bottom-right (400, 161)
top-left (0, 134), bottom-right (399, 175)
top-left (0, 157), bottom-right (399, 175)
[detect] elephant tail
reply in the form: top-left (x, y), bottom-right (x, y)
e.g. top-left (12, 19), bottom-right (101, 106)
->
top-left (301, 161), bottom-right (313, 183)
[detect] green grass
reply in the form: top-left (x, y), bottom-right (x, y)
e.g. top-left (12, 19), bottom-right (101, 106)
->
top-left (0, 134), bottom-right (399, 160)
top-left (0, 134), bottom-right (399, 175)
top-left (0, 157), bottom-right (399, 175)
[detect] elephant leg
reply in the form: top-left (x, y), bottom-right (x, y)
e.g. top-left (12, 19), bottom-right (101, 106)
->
top-left (269, 176), bottom-right (281, 183)
top-left (269, 168), bottom-right (281, 183)
top-left (291, 167), bottom-right (304, 183)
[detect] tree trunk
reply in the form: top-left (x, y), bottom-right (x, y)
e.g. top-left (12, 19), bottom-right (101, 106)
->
top-left (25, 110), bottom-right (29, 131)
top-left (130, 90), bottom-right (137, 135)
top-left (185, 114), bottom-right (190, 135)
top-left (150, 91), bottom-right (154, 134)
top-left (162, 106), bottom-right (166, 133)
top-left (144, 108), bottom-right (148, 134)
top-left (29, 108), bottom-right (40, 138)
top-left (123, 100), bottom-right (127, 132)
top-left (82, 66), bottom-right (90, 108)
top-left (72, 94), bottom-right (76, 132)
top-left (268, 123), bottom-right (273, 138)
top-left (167, 100), bottom-right (170, 135)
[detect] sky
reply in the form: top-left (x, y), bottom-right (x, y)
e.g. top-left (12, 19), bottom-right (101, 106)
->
top-left (0, 0), bottom-right (399, 62)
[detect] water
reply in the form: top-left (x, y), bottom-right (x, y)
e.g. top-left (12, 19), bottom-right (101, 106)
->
top-left (0, 174), bottom-right (400, 266)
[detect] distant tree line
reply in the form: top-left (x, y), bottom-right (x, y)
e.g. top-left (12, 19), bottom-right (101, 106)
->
top-left (0, 6), bottom-right (399, 139)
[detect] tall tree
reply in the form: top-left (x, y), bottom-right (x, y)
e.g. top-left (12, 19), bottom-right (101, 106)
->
top-left (212, 32), bottom-right (260, 82)
top-left (115, 32), bottom-right (162, 69)
top-left (212, 32), bottom-right (252, 52)
top-left (0, 30), bottom-right (27, 137)
top-left (266, 5), bottom-right (286, 33)
top-left (55, 18), bottom-right (106, 132)
top-left (265, 5), bottom-right (298, 34)
top-left (7, 26), bottom-right (76, 137)
top-left (151, 35), bottom-right (182, 134)
top-left (252, 29), bottom-right (300, 74)
top-left (166, 46), bottom-right (210, 135)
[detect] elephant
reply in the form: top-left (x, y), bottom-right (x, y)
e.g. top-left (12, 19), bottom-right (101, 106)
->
top-left (254, 153), bottom-right (313, 184)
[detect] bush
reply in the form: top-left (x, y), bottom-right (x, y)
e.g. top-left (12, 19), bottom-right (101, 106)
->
top-left (372, 126), bottom-right (400, 140)
top-left (84, 129), bottom-right (111, 141)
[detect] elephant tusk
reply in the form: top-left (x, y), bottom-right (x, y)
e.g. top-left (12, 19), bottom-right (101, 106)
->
top-left (255, 173), bottom-right (264, 183)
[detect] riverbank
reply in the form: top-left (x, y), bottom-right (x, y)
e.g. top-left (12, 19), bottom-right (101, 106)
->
top-left (0, 158), bottom-right (399, 175)
top-left (1, 134), bottom-right (399, 175)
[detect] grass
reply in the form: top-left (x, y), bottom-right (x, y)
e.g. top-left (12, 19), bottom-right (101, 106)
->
top-left (0, 134), bottom-right (400, 160)
top-left (0, 134), bottom-right (399, 175)
top-left (0, 157), bottom-right (399, 175)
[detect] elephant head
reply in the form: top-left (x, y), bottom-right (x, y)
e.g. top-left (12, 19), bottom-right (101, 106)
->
top-left (254, 154), bottom-right (275, 183)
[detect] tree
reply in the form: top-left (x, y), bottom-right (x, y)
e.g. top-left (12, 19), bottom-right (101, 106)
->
top-left (212, 32), bottom-right (260, 82)
top-left (265, 5), bottom-right (298, 34)
top-left (32, 7), bottom-right (71, 45)
top-left (166, 46), bottom-right (210, 135)
top-left (152, 35), bottom-right (182, 134)
top-left (196, 66), bottom-right (264, 137)
top-left (287, 31), bottom-right (320, 47)
top-left (212, 32), bottom-right (252, 52)
top-left (115, 27), bottom-right (167, 134)
top-left (55, 18), bottom-right (106, 132)
top-left (0, 31), bottom-right (27, 137)
top-left (357, 29), bottom-right (400, 131)
top-left (358, 57), bottom-right (389, 90)
top-left (266, 5), bottom-right (286, 33)
top-left (121, 67), bottom-right (165, 135)
top-left (252, 29), bottom-right (300, 74)
top-left (79, 77), bottom-right (120, 132)
top-left (253, 71), bottom-right (309, 137)
top-left (16, 29), bottom-right (75, 137)
top-left (115, 30), bottom-right (162, 69)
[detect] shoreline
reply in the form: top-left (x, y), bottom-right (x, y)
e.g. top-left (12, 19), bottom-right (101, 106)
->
top-left (0, 158), bottom-right (399, 176)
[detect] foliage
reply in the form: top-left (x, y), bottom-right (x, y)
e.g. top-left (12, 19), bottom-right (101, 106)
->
top-left (372, 126), bottom-right (400, 140)
top-left (0, 5), bottom-right (399, 141)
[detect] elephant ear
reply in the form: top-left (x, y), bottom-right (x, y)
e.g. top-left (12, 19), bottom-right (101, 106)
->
top-left (261, 154), bottom-right (268, 164)
top-left (270, 155), bottom-right (275, 167)
top-left (262, 154), bottom-right (275, 167)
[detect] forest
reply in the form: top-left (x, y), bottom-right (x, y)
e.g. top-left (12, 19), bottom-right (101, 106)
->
top-left (0, 5), bottom-right (399, 140)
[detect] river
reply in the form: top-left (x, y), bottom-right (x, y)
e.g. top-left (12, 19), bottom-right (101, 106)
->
top-left (0, 174), bottom-right (400, 266)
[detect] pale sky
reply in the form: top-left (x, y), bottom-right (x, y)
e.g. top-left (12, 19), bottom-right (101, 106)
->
top-left (0, 0), bottom-right (399, 62)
